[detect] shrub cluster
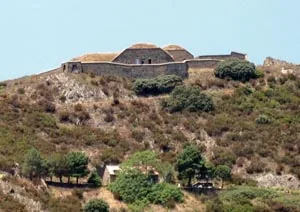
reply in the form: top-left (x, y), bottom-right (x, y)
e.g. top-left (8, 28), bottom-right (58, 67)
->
top-left (215, 59), bottom-right (258, 82)
top-left (161, 85), bottom-right (214, 113)
top-left (147, 183), bottom-right (183, 206)
top-left (84, 199), bottom-right (109, 212)
top-left (133, 75), bottom-right (183, 96)
top-left (109, 169), bottom-right (183, 208)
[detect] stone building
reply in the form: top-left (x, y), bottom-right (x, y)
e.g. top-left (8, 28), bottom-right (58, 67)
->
top-left (61, 42), bottom-right (247, 79)
top-left (101, 164), bottom-right (160, 186)
top-left (102, 165), bottom-right (120, 186)
top-left (163, 44), bottom-right (194, 61)
top-left (113, 43), bottom-right (174, 64)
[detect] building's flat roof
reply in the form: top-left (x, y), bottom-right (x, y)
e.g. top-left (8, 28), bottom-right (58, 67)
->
top-left (106, 165), bottom-right (120, 175)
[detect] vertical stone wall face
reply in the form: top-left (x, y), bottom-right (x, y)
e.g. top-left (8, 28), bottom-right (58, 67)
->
top-left (196, 52), bottom-right (247, 60)
top-left (186, 59), bottom-right (221, 69)
top-left (102, 168), bottom-right (110, 186)
top-left (230, 52), bottom-right (247, 60)
top-left (80, 62), bottom-right (188, 79)
top-left (165, 49), bottom-right (194, 61)
top-left (62, 62), bottom-right (83, 73)
top-left (112, 48), bottom-right (174, 64)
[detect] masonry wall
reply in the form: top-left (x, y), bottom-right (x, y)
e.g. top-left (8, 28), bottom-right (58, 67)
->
top-left (196, 52), bottom-right (247, 60)
top-left (186, 59), bottom-right (221, 69)
top-left (112, 48), bottom-right (174, 64)
top-left (64, 61), bottom-right (188, 79)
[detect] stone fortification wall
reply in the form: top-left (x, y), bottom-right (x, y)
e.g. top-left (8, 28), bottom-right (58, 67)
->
top-left (61, 51), bottom-right (248, 78)
top-left (62, 61), bottom-right (188, 79)
top-left (185, 59), bottom-right (221, 69)
top-left (196, 52), bottom-right (247, 60)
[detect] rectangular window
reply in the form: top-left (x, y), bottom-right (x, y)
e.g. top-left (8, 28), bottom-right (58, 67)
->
top-left (148, 59), bottom-right (152, 64)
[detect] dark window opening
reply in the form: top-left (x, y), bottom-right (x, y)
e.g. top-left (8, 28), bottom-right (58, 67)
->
top-left (148, 59), bottom-right (152, 64)
top-left (141, 60), bottom-right (144, 64)
top-left (63, 64), bottom-right (66, 71)
top-left (72, 65), bottom-right (78, 72)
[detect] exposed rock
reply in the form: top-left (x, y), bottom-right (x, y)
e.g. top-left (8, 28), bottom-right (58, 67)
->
top-left (46, 73), bottom-right (107, 103)
top-left (193, 130), bottom-right (216, 159)
top-left (0, 178), bottom-right (46, 212)
top-left (249, 173), bottom-right (300, 189)
top-left (263, 57), bottom-right (300, 74)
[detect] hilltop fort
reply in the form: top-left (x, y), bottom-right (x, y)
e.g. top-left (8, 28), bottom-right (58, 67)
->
top-left (61, 43), bottom-right (247, 78)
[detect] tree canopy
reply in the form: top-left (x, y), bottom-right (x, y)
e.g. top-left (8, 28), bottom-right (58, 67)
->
top-left (88, 171), bottom-right (102, 187)
top-left (162, 85), bottom-right (214, 113)
top-left (175, 145), bottom-right (206, 186)
top-left (22, 148), bottom-right (48, 180)
top-left (215, 59), bottom-right (258, 82)
top-left (133, 75), bottom-right (183, 96)
top-left (122, 150), bottom-right (158, 168)
top-left (109, 169), bottom-right (153, 203)
top-left (66, 152), bottom-right (89, 184)
top-left (214, 165), bottom-right (231, 189)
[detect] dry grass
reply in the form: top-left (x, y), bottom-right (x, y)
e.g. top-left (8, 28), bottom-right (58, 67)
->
top-left (186, 68), bottom-right (225, 89)
top-left (163, 44), bottom-right (185, 50)
top-left (71, 53), bottom-right (119, 62)
top-left (129, 43), bottom-right (158, 49)
top-left (147, 191), bottom-right (206, 212)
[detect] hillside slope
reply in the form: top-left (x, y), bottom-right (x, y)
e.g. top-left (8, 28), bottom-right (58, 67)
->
top-left (1, 57), bottom-right (300, 211)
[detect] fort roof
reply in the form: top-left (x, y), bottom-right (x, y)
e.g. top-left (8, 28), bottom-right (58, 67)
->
top-left (106, 165), bottom-right (120, 175)
top-left (128, 43), bottom-right (159, 49)
top-left (71, 53), bottom-right (119, 62)
top-left (163, 44), bottom-right (186, 51)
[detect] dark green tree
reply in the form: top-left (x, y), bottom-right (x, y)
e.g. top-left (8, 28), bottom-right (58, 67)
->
top-left (83, 199), bottom-right (109, 212)
top-left (162, 85), bottom-right (214, 113)
top-left (214, 165), bottom-right (231, 189)
top-left (133, 75), bottom-right (183, 96)
top-left (49, 153), bottom-right (69, 183)
top-left (215, 59), bottom-right (257, 82)
top-left (66, 152), bottom-right (89, 184)
top-left (175, 145), bottom-right (205, 186)
top-left (88, 171), bottom-right (102, 187)
top-left (122, 150), bottom-right (158, 168)
top-left (109, 169), bottom-right (153, 203)
top-left (22, 148), bottom-right (48, 180)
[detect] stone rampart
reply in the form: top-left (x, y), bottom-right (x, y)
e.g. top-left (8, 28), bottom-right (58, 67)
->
top-left (62, 61), bottom-right (188, 78)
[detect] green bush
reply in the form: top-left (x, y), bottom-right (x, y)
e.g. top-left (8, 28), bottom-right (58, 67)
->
top-left (256, 114), bottom-right (272, 124)
top-left (109, 169), bottom-right (153, 203)
top-left (109, 152), bottom-right (183, 209)
top-left (88, 171), bottom-right (102, 187)
top-left (84, 199), bottom-right (109, 212)
top-left (133, 75), bottom-right (182, 96)
top-left (162, 85), bottom-right (214, 113)
top-left (147, 183), bottom-right (183, 206)
top-left (215, 59), bottom-right (257, 82)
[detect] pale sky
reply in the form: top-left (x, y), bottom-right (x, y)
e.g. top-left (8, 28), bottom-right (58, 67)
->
top-left (1, 0), bottom-right (300, 81)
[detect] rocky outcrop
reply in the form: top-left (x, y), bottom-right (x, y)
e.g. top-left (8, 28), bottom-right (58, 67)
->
top-left (263, 57), bottom-right (300, 74)
top-left (249, 173), bottom-right (300, 189)
top-left (0, 178), bottom-right (46, 212)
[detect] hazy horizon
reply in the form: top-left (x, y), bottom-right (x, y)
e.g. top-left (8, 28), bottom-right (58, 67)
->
top-left (1, 0), bottom-right (300, 81)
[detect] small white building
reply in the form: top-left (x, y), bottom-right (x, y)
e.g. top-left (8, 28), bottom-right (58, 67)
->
top-left (102, 165), bottom-right (120, 186)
